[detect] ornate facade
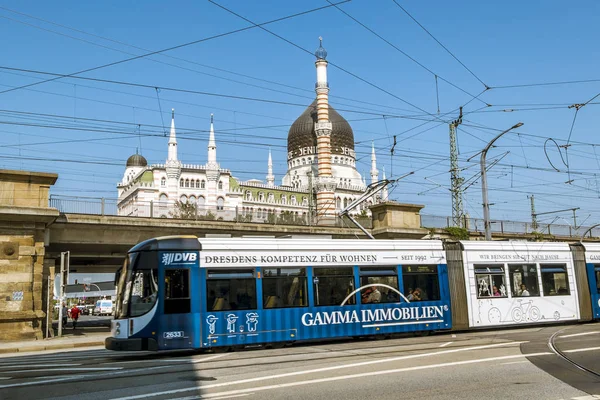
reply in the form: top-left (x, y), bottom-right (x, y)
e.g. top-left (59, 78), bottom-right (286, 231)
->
top-left (117, 41), bottom-right (382, 225)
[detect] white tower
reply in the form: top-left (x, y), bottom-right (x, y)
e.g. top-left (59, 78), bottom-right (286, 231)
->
top-left (370, 141), bottom-right (379, 185)
top-left (205, 114), bottom-right (220, 207)
top-left (165, 109), bottom-right (181, 197)
top-left (266, 148), bottom-right (275, 187)
top-left (314, 38), bottom-right (337, 225)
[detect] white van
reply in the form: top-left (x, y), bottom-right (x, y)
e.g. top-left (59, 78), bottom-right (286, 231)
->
top-left (94, 300), bottom-right (114, 316)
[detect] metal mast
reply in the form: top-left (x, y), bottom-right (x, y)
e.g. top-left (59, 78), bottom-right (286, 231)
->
top-left (529, 194), bottom-right (538, 230)
top-left (450, 107), bottom-right (464, 227)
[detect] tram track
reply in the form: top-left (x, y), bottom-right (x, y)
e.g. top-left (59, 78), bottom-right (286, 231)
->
top-left (548, 328), bottom-right (600, 379)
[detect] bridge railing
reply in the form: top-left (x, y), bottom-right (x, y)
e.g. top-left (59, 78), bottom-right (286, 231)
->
top-left (420, 214), bottom-right (600, 238)
top-left (49, 196), bottom-right (599, 237)
top-left (49, 195), bottom-right (373, 229)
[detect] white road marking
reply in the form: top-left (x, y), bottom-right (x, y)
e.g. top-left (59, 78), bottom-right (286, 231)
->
top-left (108, 341), bottom-right (534, 400)
top-left (563, 346), bottom-right (600, 353)
top-left (559, 331), bottom-right (600, 339)
top-left (0, 377), bottom-right (11, 380)
top-left (500, 361), bottom-right (530, 365)
top-left (120, 352), bottom-right (553, 400)
top-left (439, 342), bottom-right (453, 348)
top-left (190, 354), bottom-right (229, 364)
top-left (171, 394), bottom-right (251, 400)
top-left (0, 364), bottom-right (80, 370)
top-left (6, 367), bottom-right (123, 373)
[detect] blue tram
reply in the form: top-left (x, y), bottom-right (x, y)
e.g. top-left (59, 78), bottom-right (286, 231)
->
top-left (106, 236), bottom-right (452, 351)
top-left (582, 243), bottom-right (600, 319)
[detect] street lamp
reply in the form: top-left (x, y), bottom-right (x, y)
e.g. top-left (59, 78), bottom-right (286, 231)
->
top-left (481, 122), bottom-right (523, 240)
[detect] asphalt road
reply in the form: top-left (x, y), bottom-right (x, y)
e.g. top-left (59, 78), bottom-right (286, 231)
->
top-left (0, 324), bottom-right (598, 400)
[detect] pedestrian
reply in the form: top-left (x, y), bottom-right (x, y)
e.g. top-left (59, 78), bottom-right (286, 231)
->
top-left (61, 302), bottom-right (68, 327)
top-left (70, 304), bottom-right (81, 329)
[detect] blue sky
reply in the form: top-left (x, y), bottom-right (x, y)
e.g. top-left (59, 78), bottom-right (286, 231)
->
top-left (1, 1), bottom-right (600, 227)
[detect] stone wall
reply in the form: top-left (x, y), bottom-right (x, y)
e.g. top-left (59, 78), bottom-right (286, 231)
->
top-left (0, 235), bottom-right (47, 340)
top-left (0, 169), bottom-right (58, 341)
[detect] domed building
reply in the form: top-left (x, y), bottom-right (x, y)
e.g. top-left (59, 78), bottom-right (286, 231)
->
top-left (117, 40), bottom-right (383, 224)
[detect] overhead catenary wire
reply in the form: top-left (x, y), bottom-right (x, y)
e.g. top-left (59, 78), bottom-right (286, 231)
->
top-left (0, 0), bottom-right (352, 96)
top-left (0, 6), bottom-right (421, 116)
top-left (325, 0), bottom-right (487, 105)
top-left (207, 0), bottom-right (450, 122)
top-left (390, 0), bottom-right (488, 89)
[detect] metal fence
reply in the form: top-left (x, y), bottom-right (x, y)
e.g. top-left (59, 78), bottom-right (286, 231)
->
top-left (49, 195), bottom-right (373, 229)
top-left (49, 196), bottom-right (598, 238)
top-left (421, 214), bottom-right (600, 238)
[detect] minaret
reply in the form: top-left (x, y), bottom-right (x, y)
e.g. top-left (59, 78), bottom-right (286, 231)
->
top-left (266, 148), bottom-right (275, 187)
top-left (205, 113), bottom-right (220, 208)
top-left (382, 166), bottom-right (389, 201)
top-left (370, 141), bottom-right (379, 185)
top-left (165, 109), bottom-right (181, 192)
top-left (206, 113), bottom-right (218, 170)
top-left (314, 37), bottom-right (336, 225)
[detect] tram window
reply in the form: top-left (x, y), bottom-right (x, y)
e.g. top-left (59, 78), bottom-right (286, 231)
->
top-left (262, 268), bottom-right (308, 308)
top-left (164, 269), bottom-right (190, 314)
top-left (509, 264), bottom-right (539, 297)
top-left (206, 269), bottom-right (257, 311)
top-left (596, 266), bottom-right (600, 294)
top-left (541, 264), bottom-right (570, 296)
top-left (402, 265), bottom-right (440, 301)
top-left (474, 265), bottom-right (507, 298)
top-left (313, 267), bottom-right (355, 307)
top-left (359, 266), bottom-right (399, 304)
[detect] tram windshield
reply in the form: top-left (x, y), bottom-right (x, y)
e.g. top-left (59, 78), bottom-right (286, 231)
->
top-left (115, 252), bottom-right (159, 319)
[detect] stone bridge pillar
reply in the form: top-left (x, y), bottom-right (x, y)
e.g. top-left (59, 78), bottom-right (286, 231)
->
top-left (0, 170), bottom-right (58, 341)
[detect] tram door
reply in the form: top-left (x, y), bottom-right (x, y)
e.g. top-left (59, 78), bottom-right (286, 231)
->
top-left (588, 264), bottom-right (600, 319)
top-left (159, 265), bottom-right (197, 350)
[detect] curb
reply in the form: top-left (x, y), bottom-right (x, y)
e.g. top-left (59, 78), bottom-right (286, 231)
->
top-left (0, 341), bottom-right (105, 354)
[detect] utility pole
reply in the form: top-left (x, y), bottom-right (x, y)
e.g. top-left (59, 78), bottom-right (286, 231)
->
top-left (529, 195), bottom-right (538, 231)
top-left (57, 251), bottom-right (70, 337)
top-left (450, 107), bottom-right (464, 227)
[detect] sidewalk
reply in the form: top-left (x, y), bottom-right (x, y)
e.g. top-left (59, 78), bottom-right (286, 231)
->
top-left (0, 318), bottom-right (109, 354)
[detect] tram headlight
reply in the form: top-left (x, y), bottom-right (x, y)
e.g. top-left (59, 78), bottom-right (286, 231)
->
top-left (115, 329), bottom-right (121, 335)
top-left (115, 322), bottom-right (121, 329)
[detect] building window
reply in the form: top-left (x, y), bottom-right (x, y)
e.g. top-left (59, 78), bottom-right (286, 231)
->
top-left (185, 179), bottom-right (190, 188)
top-left (291, 196), bottom-right (297, 205)
top-left (217, 197), bottom-right (224, 211)
top-left (246, 191), bottom-right (252, 201)
top-left (195, 180), bottom-right (200, 188)
top-left (179, 195), bottom-right (187, 203)
top-left (336, 197), bottom-right (341, 209)
top-left (259, 192), bottom-right (265, 202)
top-left (541, 264), bottom-right (570, 295)
top-left (509, 264), bottom-right (539, 297)
top-left (161, 177), bottom-right (166, 187)
top-left (218, 181), bottom-right (223, 190)
top-left (201, 180), bottom-right (206, 189)
top-left (474, 265), bottom-right (507, 298)
top-left (263, 268), bottom-right (308, 308)
top-left (281, 195), bottom-right (287, 205)
top-left (268, 193), bottom-right (274, 203)
top-left (198, 196), bottom-right (205, 209)
top-left (189, 195), bottom-right (196, 204)
top-left (179, 179), bottom-right (184, 187)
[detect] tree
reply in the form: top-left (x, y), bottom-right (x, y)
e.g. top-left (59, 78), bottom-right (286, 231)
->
top-left (169, 201), bottom-right (197, 219)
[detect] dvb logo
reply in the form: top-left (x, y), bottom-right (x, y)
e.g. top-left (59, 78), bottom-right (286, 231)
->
top-left (162, 252), bottom-right (197, 265)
